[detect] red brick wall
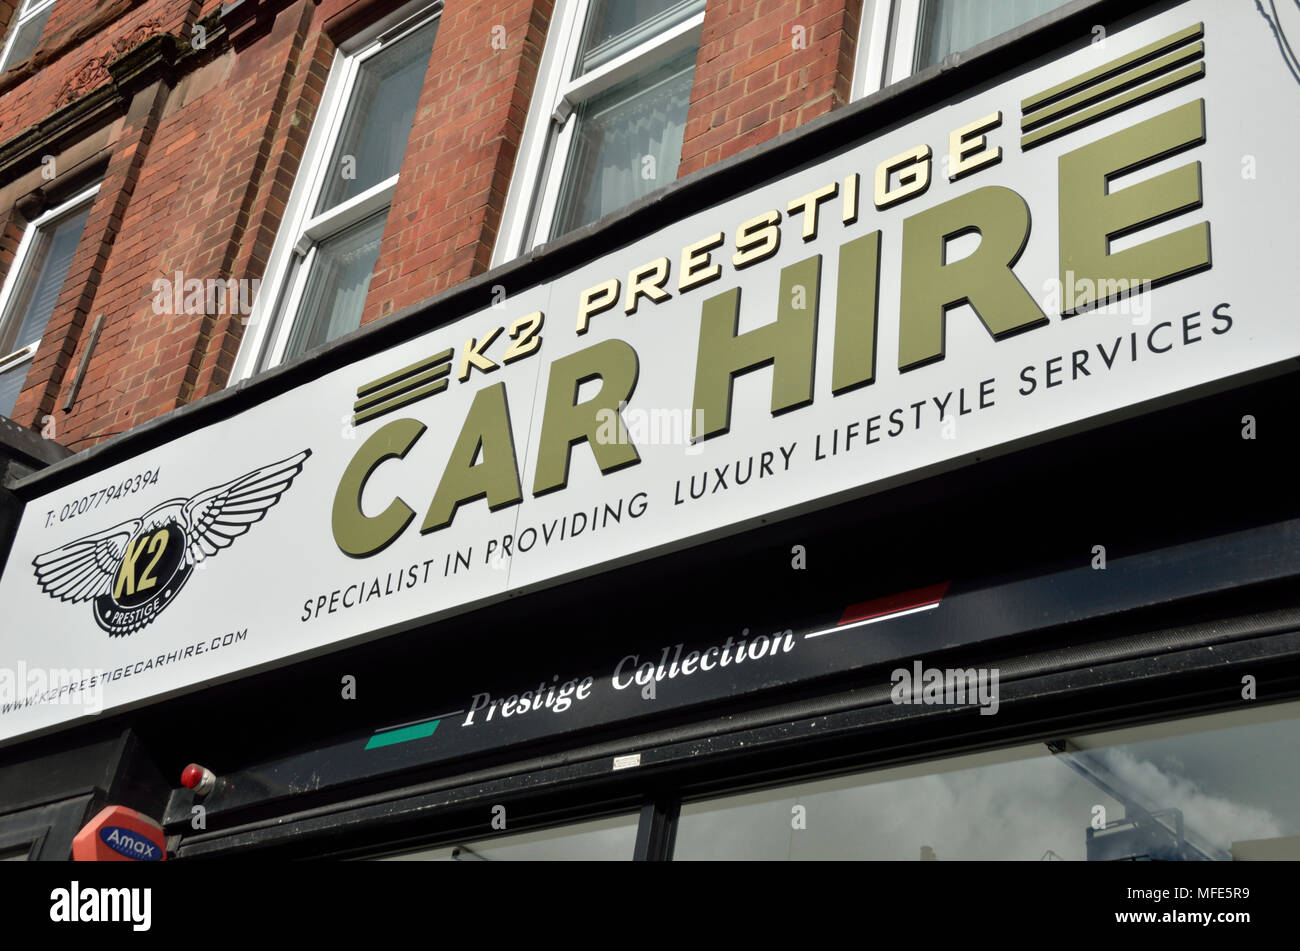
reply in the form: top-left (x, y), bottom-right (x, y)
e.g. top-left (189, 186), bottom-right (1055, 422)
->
top-left (0, 1), bottom-right (197, 140)
top-left (13, 80), bottom-right (172, 442)
top-left (679, 0), bottom-right (862, 176)
top-left (5, 0), bottom-right (327, 444)
top-left (19, 0), bottom-right (325, 444)
top-left (190, 14), bottom-right (334, 398)
top-left (2, 0), bottom-right (869, 450)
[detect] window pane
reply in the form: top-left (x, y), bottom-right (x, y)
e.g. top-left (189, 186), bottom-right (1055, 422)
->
top-left (283, 210), bottom-right (387, 360)
top-left (315, 19), bottom-right (439, 215)
top-left (675, 702), bottom-right (1300, 860)
top-left (2, 203), bottom-right (91, 356)
top-left (0, 198), bottom-right (90, 417)
top-left (374, 813), bottom-right (639, 860)
top-left (916, 0), bottom-right (1071, 70)
top-left (0, 4), bottom-right (53, 71)
top-left (573, 0), bottom-right (704, 76)
top-left (0, 360), bottom-right (33, 417)
top-left (551, 48), bottom-right (695, 238)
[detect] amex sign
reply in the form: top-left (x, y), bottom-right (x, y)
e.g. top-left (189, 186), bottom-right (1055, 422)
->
top-left (1, 0), bottom-right (1298, 743)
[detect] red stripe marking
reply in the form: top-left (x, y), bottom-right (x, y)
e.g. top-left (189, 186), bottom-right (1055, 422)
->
top-left (838, 582), bottom-right (950, 626)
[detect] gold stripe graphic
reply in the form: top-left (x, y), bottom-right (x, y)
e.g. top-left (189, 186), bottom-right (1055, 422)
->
top-left (1021, 62), bottom-right (1205, 149)
top-left (353, 346), bottom-right (454, 425)
top-left (1020, 23), bottom-right (1206, 150)
top-left (356, 347), bottom-right (454, 399)
top-left (1021, 41), bottom-right (1203, 132)
top-left (353, 378), bottom-right (449, 427)
top-left (1022, 22), bottom-right (1203, 112)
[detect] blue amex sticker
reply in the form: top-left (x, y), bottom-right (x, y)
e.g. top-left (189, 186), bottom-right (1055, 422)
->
top-left (99, 826), bottom-right (162, 861)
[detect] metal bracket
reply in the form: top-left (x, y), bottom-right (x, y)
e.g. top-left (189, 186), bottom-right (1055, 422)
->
top-left (63, 313), bottom-right (104, 412)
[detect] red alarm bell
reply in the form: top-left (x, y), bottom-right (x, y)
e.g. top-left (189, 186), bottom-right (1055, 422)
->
top-left (180, 763), bottom-right (216, 796)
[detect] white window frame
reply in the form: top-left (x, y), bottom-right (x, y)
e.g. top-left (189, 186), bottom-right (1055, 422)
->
top-left (491, 0), bottom-right (706, 267)
top-left (853, 0), bottom-right (923, 100)
top-left (0, 0), bottom-right (56, 73)
top-left (0, 183), bottom-right (99, 411)
top-left (856, 0), bottom-right (1085, 99)
top-left (231, 0), bottom-right (442, 382)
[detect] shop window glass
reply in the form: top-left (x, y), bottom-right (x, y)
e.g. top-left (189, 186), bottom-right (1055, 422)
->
top-left (675, 702), bottom-right (1300, 860)
top-left (375, 812), bottom-right (639, 860)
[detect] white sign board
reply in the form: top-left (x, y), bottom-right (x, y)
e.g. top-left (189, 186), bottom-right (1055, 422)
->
top-left (2, 0), bottom-right (1298, 743)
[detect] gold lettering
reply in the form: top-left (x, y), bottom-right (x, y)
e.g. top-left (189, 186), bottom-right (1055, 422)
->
top-left (576, 279), bottom-right (620, 334)
top-left (114, 537), bottom-right (150, 600)
top-left (624, 258), bottom-right (671, 315)
top-left (458, 327), bottom-right (503, 382)
top-left (732, 211), bottom-right (782, 269)
top-left (948, 112), bottom-right (1003, 181)
top-left (137, 528), bottom-right (169, 592)
top-left (678, 232), bottom-right (725, 293)
top-left (875, 144), bottom-right (932, 210)
top-left (787, 183), bottom-right (838, 240)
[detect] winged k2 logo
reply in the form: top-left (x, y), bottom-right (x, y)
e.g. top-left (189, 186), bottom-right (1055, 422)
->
top-left (32, 450), bottom-right (311, 636)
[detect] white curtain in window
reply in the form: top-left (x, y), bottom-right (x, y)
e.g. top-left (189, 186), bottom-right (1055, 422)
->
top-left (552, 54), bottom-right (694, 237)
top-left (918, 0), bottom-right (1071, 68)
top-left (284, 211), bottom-right (387, 361)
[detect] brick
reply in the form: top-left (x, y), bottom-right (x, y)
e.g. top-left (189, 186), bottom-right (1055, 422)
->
top-left (1, 0), bottom-right (861, 447)
top-left (681, 0), bottom-right (862, 176)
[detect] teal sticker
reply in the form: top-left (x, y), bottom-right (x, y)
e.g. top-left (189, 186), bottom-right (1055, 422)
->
top-left (365, 718), bottom-right (439, 750)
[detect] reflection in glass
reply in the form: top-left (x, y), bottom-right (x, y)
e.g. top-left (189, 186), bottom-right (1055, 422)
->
top-left (573, 0), bottom-right (703, 76)
top-left (375, 812), bottom-right (638, 860)
top-left (915, 0), bottom-right (1071, 70)
top-left (675, 702), bottom-right (1300, 860)
top-left (283, 211), bottom-right (387, 361)
top-left (551, 49), bottom-right (695, 238)
top-left (315, 19), bottom-right (439, 214)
